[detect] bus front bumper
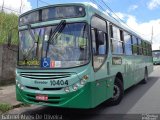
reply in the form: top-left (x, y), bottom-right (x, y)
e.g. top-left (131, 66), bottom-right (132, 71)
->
top-left (16, 83), bottom-right (93, 109)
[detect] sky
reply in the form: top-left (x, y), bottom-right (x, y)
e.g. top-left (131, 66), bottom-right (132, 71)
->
top-left (0, 0), bottom-right (160, 50)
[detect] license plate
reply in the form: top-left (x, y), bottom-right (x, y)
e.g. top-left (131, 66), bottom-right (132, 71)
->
top-left (36, 94), bottom-right (48, 101)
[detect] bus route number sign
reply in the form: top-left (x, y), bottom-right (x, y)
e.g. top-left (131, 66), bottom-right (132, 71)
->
top-left (50, 80), bottom-right (69, 86)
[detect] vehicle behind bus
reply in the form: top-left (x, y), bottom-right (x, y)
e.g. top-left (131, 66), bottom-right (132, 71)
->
top-left (152, 50), bottom-right (160, 65)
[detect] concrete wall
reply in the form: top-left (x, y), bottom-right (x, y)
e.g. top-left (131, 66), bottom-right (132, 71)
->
top-left (0, 44), bottom-right (17, 84)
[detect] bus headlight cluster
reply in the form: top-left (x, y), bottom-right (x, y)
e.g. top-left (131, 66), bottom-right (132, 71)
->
top-left (80, 80), bottom-right (85, 85)
top-left (64, 75), bottom-right (89, 92)
top-left (64, 87), bottom-right (70, 92)
top-left (16, 80), bottom-right (24, 90)
top-left (80, 75), bottom-right (89, 85)
top-left (73, 84), bottom-right (78, 91)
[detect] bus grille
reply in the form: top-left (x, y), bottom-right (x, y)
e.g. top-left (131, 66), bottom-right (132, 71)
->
top-left (25, 86), bottom-right (63, 91)
top-left (19, 72), bottom-right (72, 79)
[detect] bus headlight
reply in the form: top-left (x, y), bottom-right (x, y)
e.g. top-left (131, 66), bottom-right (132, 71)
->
top-left (16, 80), bottom-right (18, 84)
top-left (18, 83), bottom-right (21, 88)
top-left (20, 86), bottom-right (24, 90)
top-left (64, 87), bottom-right (70, 92)
top-left (80, 75), bottom-right (89, 85)
top-left (16, 81), bottom-right (24, 90)
top-left (64, 75), bottom-right (89, 92)
top-left (73, 84), bottom-right (78, 91)
top-left (80, 80), bottom-right (85, 85)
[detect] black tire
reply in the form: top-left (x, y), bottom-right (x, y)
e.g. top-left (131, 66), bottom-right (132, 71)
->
top-left (110, 77), bottom-right (124, 105)
top-left (141, 68), bottom-right (148, 84)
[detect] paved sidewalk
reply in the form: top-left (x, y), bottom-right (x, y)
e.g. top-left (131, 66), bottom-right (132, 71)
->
top-left (0, 85), bottom-right (22, 107)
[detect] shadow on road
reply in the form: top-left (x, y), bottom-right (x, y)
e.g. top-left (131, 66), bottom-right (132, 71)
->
top-left (20, 77), bottom-right (159, 120)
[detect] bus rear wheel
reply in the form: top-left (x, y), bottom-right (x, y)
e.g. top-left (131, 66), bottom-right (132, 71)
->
top-left (110, 78), bottom-right (124, 105)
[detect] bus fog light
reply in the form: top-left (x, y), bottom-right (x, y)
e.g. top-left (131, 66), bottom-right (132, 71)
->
top-left (18, 83), bottom-right (21, 88)
top-left (16, 80), bottom-right (18, 84)
top-left (64, 87), bottom-right (70, 92)
top-left (80, 80), bottom-right (85, 85)
top-left (20, 86), bottom-right (24, 90)
top-left (17, 82), bottom-right (24, 90)
top-left (73, 84), bottom-right (78, 91)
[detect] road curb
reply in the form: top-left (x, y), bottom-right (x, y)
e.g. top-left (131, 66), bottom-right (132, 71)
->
top-left (12, 102), bottom-right (24, 109)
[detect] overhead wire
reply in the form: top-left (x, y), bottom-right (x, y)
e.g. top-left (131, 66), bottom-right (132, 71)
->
top-left (100, 0), bottom-right (140, 34)
top-left (90, 0), bottom-right (121, 24)
top-left (0, 6), bottom-right (20, 14)
top-left (90, 0), bottom-right (105, 12)
top-left (90, 0), bottom-right (150, 40)
top-left (38, 0), bottom-right (50, 5)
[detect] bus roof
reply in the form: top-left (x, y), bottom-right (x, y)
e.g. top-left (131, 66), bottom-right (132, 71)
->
top-left (20, 2), bottom-right (151, 44)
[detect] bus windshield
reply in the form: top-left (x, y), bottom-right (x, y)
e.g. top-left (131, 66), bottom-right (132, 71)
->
top-left (18, 22), bottom-right (89, 68)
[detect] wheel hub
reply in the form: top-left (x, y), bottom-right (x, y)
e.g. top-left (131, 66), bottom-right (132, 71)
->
top-left (113, 85), bottom-right (120, 100)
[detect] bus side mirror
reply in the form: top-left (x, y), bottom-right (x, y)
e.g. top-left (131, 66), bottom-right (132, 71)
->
top-left (97, 31), bottom-right (104, 45)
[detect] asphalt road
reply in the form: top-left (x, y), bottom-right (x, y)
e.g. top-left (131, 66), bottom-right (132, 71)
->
top-left (4, 66), bottom-right (160, 120)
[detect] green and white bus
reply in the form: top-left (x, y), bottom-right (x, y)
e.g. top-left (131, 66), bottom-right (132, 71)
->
top-left (152, 50), bottom-right (160, 65)
top-left (10, 3), bottom-right (153, 108)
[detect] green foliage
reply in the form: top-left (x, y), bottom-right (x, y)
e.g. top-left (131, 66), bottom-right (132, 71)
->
top-left (0, 103), bottom-right (12, 113)
top-left (0, 12), bottom-right (18, 45)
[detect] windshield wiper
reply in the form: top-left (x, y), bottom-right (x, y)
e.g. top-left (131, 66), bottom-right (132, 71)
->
top-left (27, 24), bottom-right (37, 43)
top-left (35, 29), bottom-right (41, 59)
top-left (45, 20), bottom-right (66, 57)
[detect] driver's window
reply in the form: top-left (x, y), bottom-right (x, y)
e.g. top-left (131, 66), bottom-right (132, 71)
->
top-left (98, 31), bottom-right (106, 55)
top-left (91, 16), bottom-right (108, 70)
top-left (91, 29), bottom-right (106, 55)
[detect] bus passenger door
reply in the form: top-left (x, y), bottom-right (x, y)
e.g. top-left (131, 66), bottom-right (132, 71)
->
top-left (92, 28), bottom-right (108, 83)
top-left (91, 16), bottom-right (111, 105)
top-left (124, 59), bottom-right (134, 88)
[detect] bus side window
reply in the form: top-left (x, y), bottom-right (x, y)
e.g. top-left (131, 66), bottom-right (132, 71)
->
top-left (97, 30), bottom-right (106, 55)
top-left (120, 30), bottom-right (124, 53)
top-left (149, 44), bottom-right (152, 56)
top-left (146, 43), bottom-right (149, 56)
top-left (91, 28), bottom-right (106, 55)
top-left (144, 42), bottom-right (147, 56)
top-left (141, 41), bottom-right (144, 55)
top-left (142, 41), bottom-right (147, 56)
top-left (138, 38), bottom-right (142, 55)
top-left (110, 25), bottom-right (123, 54)
top-left (132, 36), bottom-right (138, 55)
top-left (145, 43), bottom-right (148, 56)
top-left (124, 32), bottom-right (132, 55)
top-left (91, 28), bottom-right (97, 54)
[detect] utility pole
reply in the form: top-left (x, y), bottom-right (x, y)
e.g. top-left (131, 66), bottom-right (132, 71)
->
top-left (19, 0), bottom-right (22, 14)
top-left (2, 0), bottom-right (4, 12)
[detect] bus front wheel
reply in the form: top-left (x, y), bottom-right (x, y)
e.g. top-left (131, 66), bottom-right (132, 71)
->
top-left (110, 77), bottom-right (124, 105)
